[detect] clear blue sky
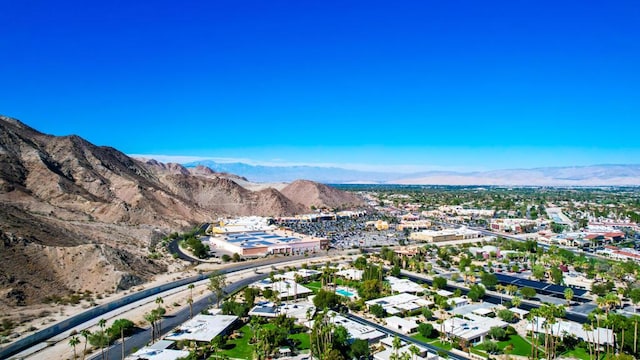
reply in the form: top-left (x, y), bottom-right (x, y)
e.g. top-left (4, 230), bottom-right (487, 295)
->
top-left (2, 1), bottom-right (639, 172)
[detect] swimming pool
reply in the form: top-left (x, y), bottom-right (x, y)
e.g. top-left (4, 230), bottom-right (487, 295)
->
top-left (336, 288), bottom-right (355, 297)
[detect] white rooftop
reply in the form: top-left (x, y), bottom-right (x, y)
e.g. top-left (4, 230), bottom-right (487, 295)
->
top-left (249, 301), bottom-right (316, 322)
top-left (274, 269), bottom-right (321, 281)
top-left (436, 289), bottom-right (454, 297)
top-left (251, 279), bottom-right (313, 299)
top-left (528, 317), bottom-right (614, 345)
top-left (306, 312), bottom-right (385, 342)
top-left (385, 316), bottom-right (418, 334)
top-left (366, 293), bottom-right (432, 315)
top-left (374, 343), bottom-right (438, 360)
top-left (126, 348), bottom-right (190, 360)
top-left (336, 268), bottom-right (364, 280)
top-left (443, 314), bottom-right (507, 342)
top-left (165, 314), bottom-right (238, 342)
top-left (386, 276), bottom-right (426, 293)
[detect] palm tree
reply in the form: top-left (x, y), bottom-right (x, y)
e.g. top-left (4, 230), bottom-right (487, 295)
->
top-left (97, 318), bottom-right (107, 360)
top-left (564, 288), bottom-right (574, 306)
top-left (511, 296), bottom-right (522, 309)
top-left (144, 311), bottom-right (158, 343)
top-left (408, 344), bottom-right (420, 360)
top-left (80, 329), bottom-right (91, 360)
top-left (188, 284), bottom-right (195, 318)
top-left (154, 297), bottom-right (165, 336)
top-left (392, 336), bottom-right (402, 360)
top-left (187, 297), bottom-right (194, 319)
top-left (69, 336), bottom-right (80, 360)
top-left (582, 323), bottom-right (594, 360)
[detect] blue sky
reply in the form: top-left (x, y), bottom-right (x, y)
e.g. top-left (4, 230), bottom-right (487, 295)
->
top-left (1, 1), bottom-right (639, 172)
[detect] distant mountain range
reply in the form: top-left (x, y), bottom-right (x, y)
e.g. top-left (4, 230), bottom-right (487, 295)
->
top-left (184, 160), bottom-right (640, 186)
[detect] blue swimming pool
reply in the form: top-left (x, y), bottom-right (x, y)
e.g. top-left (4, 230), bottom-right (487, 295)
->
top-left (336, 289), bottom-right (355, 297)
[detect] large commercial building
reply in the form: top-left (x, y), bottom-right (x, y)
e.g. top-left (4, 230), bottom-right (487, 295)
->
top-left (209, 231), bottom-right (329, 257)
top-left (409, 227), bottom-right (481, 243)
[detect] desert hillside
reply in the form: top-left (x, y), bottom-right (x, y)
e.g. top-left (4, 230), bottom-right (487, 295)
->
top-left (281, 179), bottom-right (365, 210)
top-left (0, 115), bottom-right (363, 307)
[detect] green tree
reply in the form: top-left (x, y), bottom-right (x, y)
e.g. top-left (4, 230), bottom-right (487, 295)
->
top-left (69, 336), bottom-right (80, 360)
top-left (97, 318), bottom-right (107, 360)
top-left (532, 264), bottom-right (546, 281)
top-left (550, 267), bottom-right (564, 285)
top-left (432, 276), bottom-right (447, 290)
top-left (497, 309), bottom-right (515, 323)
top-left (314, 289), bottom-right (342, 310)
top-left (350, 339), bottom-right (370, 359)
top-left (480, 272), bottom-right (498, 290)
top-left (488, 326), bottom-right (506, 341)
top-left (564, 288), bottom-right (574, 305)
top-left (520, 287), bottom-right (536, 299)
top-left (209, 271), bottom-right (228, 309)
top-left (467, 284), bottom-right (486, 301)
top-left (80, 329), bottom-right (91, 360)
top-left (369, 304), bottom-right (386, 318)
top-left (418, 323), bottom-right (435, 338)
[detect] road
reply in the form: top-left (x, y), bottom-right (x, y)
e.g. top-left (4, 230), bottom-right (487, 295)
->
top-left (90, 273), bottom-right (268, 360)
top-left (345, 314), bottom-right (471, 360)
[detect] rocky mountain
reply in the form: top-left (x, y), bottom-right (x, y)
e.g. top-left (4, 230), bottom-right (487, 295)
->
top-left (0, 115), bottom-right (362, 307)
top-left (281, 180), bottom-right (365, 210)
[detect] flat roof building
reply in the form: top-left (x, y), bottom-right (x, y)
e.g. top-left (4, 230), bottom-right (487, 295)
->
top-left (305, 312), bottom-right (385, 343)
top-left (386, 276), bottom-right (426, 294)
top-left (250, 278), bottom-right (313, 299)
top-left (165, 314), bottom-right (238, 343)
top-left (209, 231), bottom-right (329, 257)
top-left (365, 293), bottom-right (433, 315)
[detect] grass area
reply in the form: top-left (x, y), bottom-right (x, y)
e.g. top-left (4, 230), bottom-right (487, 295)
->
top-left (217, 324), bottom-right (254, 359)
top-left (469, 347), bottom-right (488, 358)
top-left (217, 323), bottom-right (310, 359)
top-left (473, 335), bottom-right (537, 357)
top-left (496, 335), bottom-right (533, 356)
top-left (429, 340), bottom-right (453, 351)
top-left (306, 281), bottom-right (322, 293)
top-left (410, 333), bottom-right (439, 344)
top-left (289, 331), bottom-right (310, 350)
top-left (561, 347), bottom-right (592, 360)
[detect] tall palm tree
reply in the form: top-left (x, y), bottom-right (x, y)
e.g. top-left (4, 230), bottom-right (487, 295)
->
top-left (144, 311), bottom-right (158, 343)
top-left (582, 323), bottom-right (594, 360)
top-left (69, 336), bottom-right (80, 360)
top-left (187, 283), bottom-right (195, 317)
top-left (97, 318), bottom-right (107, 360)
top-left (80, 329), bottom-right (91, 360)
top-left (187, 297), bottom-right (194, 319)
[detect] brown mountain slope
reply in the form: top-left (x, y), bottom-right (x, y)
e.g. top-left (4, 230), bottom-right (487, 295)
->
top-left (281, 179), bottom-right (365, 210)
top-left (0, 115), bottom-right (362, 306)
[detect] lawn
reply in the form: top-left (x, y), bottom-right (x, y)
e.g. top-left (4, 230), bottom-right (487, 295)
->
top-left (289, 331), bottom-right (311, 350)
top-left (561, 347), bottom-right (593, 360)
top-left (496, 335), bottom-right (534, 356)
top-left (217, 324), bottom-right (254, 359)
top-left (429, 340), bottom-right (453, 351)
top-left (474, 335), bottom-right (536, 357)
top-left (410, 333), bottom-right (439, 344)
top-left (217, 323), bottom-right (310, 359)
top-left (306, 281), bottom-right (322, 293)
